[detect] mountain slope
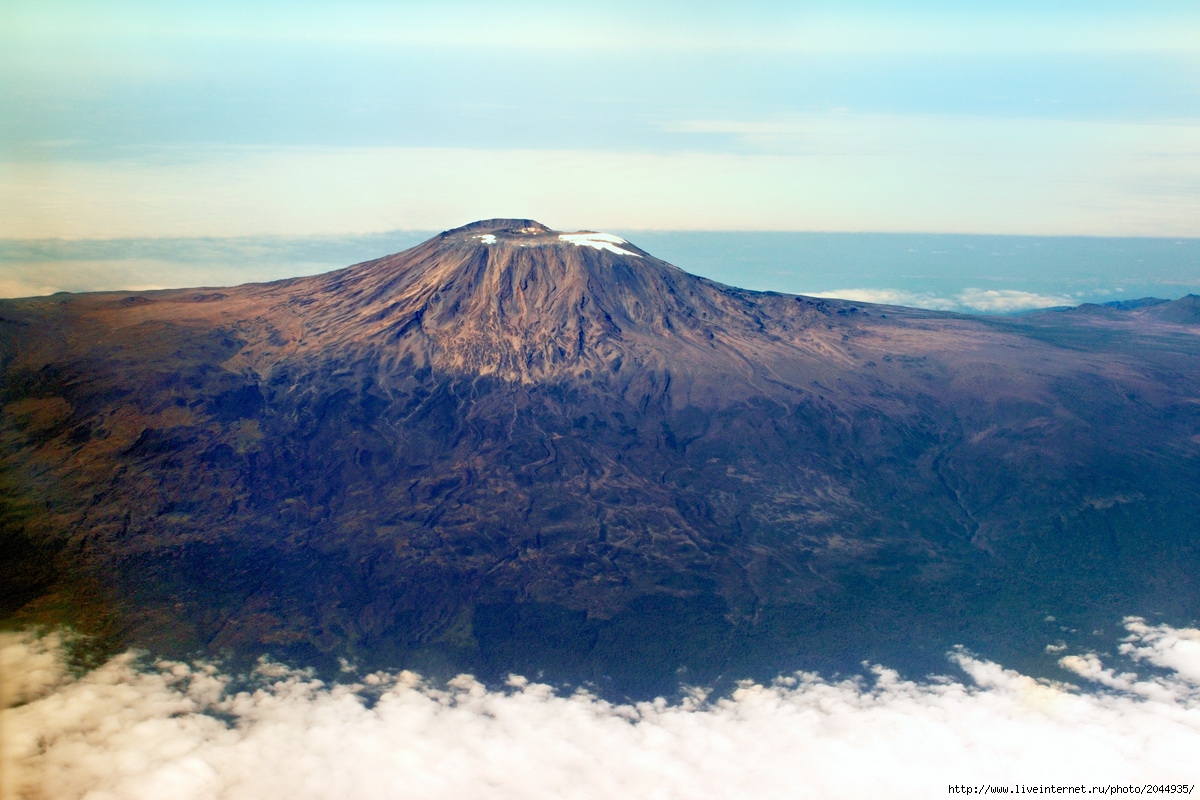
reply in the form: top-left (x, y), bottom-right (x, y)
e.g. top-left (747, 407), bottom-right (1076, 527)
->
top-left (3, 219), bottom-right (1200, 689)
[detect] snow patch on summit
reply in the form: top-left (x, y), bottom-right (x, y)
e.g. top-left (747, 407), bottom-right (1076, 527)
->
top-left (559, 233), bottom-right (641, 258)
top-left (474, 234), bottom-right (497, 244)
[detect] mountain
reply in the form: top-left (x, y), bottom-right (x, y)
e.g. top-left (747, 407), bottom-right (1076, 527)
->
top-left (4, 219), bottom-right (1200, 692)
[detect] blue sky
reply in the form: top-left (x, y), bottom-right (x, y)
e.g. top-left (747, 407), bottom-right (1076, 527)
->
top-left (2, 1), bottom-right (1199, 237)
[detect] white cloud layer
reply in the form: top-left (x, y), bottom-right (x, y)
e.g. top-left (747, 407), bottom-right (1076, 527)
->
top-left (809, 287), bottom-right (1078, 313)
top-left (4, 618), bottom-right (1199, 799)
top-left (807, 288), bottom-right (964, 311)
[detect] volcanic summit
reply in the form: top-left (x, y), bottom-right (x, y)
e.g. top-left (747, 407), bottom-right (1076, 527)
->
top-left (219, 218), bottom-right (883, 403)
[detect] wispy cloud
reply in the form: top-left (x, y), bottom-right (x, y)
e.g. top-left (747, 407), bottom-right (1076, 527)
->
top-left (4, 618), bottom-right (1199, 799)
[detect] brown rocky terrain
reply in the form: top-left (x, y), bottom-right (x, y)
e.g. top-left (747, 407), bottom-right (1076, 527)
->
top-left (3, 219), bottom-right (1200, 690)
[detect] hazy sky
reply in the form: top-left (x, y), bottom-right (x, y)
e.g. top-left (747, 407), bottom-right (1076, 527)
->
top-left (3, 0), bottom-right (1199, 238)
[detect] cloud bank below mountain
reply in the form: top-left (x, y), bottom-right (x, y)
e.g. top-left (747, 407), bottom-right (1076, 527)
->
top-left (808, 287), bottom-right (1080, 313)
top-left (4, 619), bottom-right (1198, 800)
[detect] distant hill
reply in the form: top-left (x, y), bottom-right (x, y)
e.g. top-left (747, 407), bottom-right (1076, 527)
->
top-left (1140, 294), bottom-right (1200, 324)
